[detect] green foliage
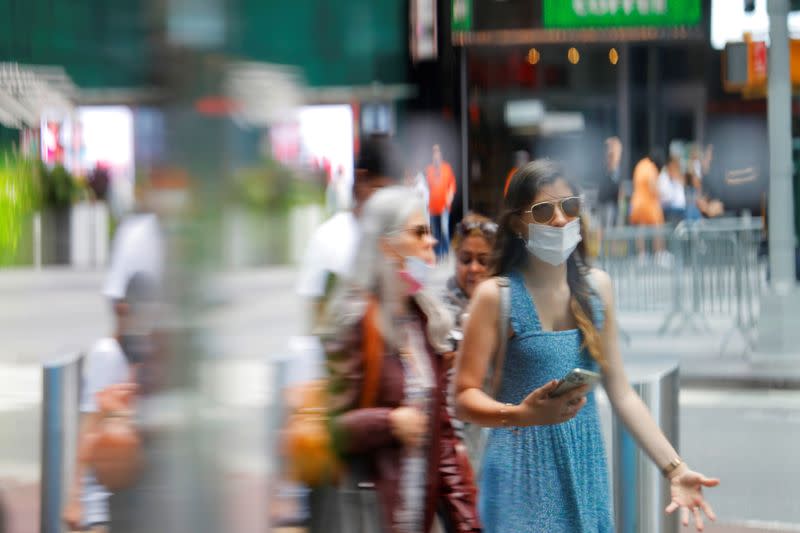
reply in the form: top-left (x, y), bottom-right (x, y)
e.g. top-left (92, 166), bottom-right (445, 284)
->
top-left (229, 158), bottom-right (324, 212)
top-left (0, 152), bottom-right (39, 264)
top-left (39, 162), bottom-right (84, 208)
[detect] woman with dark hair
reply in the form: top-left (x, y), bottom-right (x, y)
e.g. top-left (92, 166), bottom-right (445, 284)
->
top-left (455, 160), bottom-right (718, 532)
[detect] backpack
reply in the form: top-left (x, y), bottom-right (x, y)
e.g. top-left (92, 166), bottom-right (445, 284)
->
top-left (282, 296), bottom-right (384, 486)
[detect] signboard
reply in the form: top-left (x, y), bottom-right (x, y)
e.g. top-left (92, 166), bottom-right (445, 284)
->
top-left (452, 0), bottom-right (472, 32)
top-left (544, 0), bottom-right (701, 29)
top-left (411, 0), bottom-right (438, 61)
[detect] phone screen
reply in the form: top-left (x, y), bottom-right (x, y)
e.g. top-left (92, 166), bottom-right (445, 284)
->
top-left (550, 368), bottom-right (601, 397)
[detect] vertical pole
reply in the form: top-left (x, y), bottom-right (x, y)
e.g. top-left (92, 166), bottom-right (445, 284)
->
top-left (647, 47), bottom-right (660, 152)
top-left (617, 44), bottom-right (631, 184)
top-left (460, 46), bottom-right (469, 214)
top-left (767, 0), bottom-right (796, 288)
top-left (754, 0), bottom-right (800, 363)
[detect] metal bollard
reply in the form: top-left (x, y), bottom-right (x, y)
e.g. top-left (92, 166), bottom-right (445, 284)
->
top-left (40, 353), bottom-right (82, 533)
top-left (612, 360), bottom-right (680, 533)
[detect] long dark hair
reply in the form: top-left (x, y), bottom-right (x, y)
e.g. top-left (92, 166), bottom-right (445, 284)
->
top-left (492, 159), bottom-right (604, 367)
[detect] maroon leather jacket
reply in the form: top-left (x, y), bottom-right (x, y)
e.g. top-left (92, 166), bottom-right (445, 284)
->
top-left (324, 305), bottom-right (481, 533)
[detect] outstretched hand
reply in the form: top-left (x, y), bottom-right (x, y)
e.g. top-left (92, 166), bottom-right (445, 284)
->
top-left (665, 467), bottom-right (720, 531)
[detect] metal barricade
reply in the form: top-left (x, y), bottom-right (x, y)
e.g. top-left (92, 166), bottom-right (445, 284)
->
top-left (597, 217), bottom-right (766, 356)
top-left (598, 225), bottom-right (678, 315)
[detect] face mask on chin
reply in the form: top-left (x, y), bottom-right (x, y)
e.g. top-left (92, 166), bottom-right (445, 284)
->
top-left (398, 255), bottom-right (433, 295)
top-left (525, 218), bottom-right (582, 266)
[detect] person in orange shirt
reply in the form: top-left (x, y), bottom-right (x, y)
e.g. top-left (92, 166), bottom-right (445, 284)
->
top-left (629, 150), bottom-right (664, 226)
top-left (629, 149), bottom-right (670, 263)
top-left (426, 144), bottom-right (457, 259)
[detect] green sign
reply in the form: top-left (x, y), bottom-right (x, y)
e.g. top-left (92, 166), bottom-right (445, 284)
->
top-left (452, 0), bottom-right (472, 32)
top-left (544, 0), bottom-right (701, 29)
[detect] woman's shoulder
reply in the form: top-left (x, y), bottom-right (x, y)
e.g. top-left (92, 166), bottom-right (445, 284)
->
top-left (586, 267), bottom-right (613, 304)
top-left (471, 276), bottom-right (504, 308)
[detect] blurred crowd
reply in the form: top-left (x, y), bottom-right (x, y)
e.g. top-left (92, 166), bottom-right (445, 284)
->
top-left (59, 134), bottom-right (722, 533)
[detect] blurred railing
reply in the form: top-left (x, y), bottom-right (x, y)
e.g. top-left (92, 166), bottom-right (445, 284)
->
top-left (597, 216), bottom-right (766, 356)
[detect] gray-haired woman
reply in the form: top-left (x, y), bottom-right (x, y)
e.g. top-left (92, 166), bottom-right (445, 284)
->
top-left (318, 186), bottom-right (481, 533)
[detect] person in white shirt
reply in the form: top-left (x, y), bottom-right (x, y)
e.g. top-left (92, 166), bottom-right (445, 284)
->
top-left (296, 135), bottom-right (403, 327)
top-left (658, 154), bottom-right (687, 224)
top-left (405, 166), bottom-right (430, 215)
top-left (64, 274), bottom-right (158, 532)
top-left (104, 213), bottom-right (163, 301)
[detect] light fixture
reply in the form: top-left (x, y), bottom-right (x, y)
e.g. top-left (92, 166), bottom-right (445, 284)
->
top-left (567, 47), bottom-right (580, 64)
top-left (609, 47), bottom-right (619, 65)
top-left (527, 48), bottom-right (541, 65)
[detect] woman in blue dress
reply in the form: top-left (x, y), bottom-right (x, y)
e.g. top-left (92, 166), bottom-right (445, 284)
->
top-left (455, 160), bottom-right (719, 533)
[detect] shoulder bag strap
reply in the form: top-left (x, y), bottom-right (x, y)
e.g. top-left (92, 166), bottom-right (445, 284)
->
top-left (359, 296), bottom-right (384, 408)
top-left (488, 276), bottom-right (511, 398)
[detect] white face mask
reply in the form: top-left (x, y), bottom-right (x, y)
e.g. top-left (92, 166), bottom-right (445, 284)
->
top-left (525, 218), bottom-right (582, 266)
top-left (398, 256), bottom-right (433, 294)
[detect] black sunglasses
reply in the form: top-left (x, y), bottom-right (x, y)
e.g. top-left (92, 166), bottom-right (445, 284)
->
top-left (524, 196), bottom-right (582, 224)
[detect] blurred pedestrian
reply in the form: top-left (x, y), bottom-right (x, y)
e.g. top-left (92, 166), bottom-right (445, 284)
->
top-left (443, 213), bottom-right (498, 332)
top-left (317, 186), bottom-right (481, 533)
top-left (404, 165), bottom-right (430, 214)
top-left (629, 149), bottom-right (670, 263)
top-left (426, 144), bottom-right (457, 261)
top-left (597, 137), bottom-right (623, 229)
top-left (103, 318), bottom-right (168, 533)
top-left (629, 149), bottom-right (665, 228)
top-left (280, 136), bottom-right (404, 526)
top-left (440, 212), bottom-right (498, 525)
top-left (456, 160), bottom-right (719, 533)
top-left (659, 149), bottom-right (687, 224)
top-left (297, 135), bottom-right (403, 329)
top-left (69, 273), bottom-right (160, 533)
top-left (687, 143), bottom-right (724, 220)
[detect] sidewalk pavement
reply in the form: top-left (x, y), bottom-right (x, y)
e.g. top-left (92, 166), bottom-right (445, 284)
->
top-left (618, 310), bottom-right (800, 389)
top-left (3, 265), bottom-right (800, 389)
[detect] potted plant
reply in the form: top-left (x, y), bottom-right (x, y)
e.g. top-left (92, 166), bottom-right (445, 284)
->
top-left (39, 162), bottom-right (85, 264)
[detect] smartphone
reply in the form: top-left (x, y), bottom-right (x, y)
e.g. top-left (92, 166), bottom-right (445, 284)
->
top-left (549, 368), bottom-right (602, 398)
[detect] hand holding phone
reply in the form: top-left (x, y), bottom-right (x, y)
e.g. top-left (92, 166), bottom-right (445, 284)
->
top-left (517, 377), bottom-right (591, 426)
top-left (549, 368), bottom-right (602, 398)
